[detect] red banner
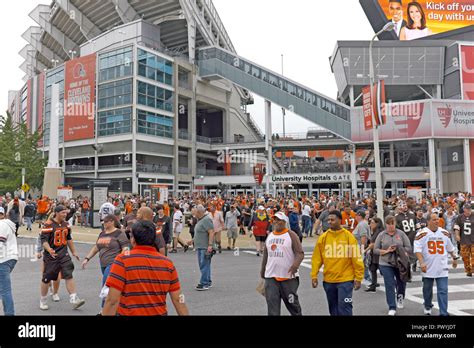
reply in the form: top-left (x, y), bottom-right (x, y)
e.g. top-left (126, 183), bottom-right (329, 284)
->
top-left (362, 86), bottom-right (373, 131)
top-left (64, 53), bottom-right (96, 142)
top-left (358, 168), bottom-right (370, 183)
top-left (253, 164), bottom-right (265, 185)
top-left (461, 45), bottom-right (474, 101)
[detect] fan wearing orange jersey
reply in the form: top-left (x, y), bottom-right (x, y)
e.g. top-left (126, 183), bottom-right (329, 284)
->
top-left (341, 203), bottom-right (357, 233)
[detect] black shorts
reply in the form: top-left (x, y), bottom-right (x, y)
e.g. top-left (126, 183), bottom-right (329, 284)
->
top-left (42, 253), bottom-right (74, 283)
top-left (255, 235), bottom-right (267, 242)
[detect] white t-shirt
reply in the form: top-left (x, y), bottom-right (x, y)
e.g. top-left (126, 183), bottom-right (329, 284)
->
top-left (302, 205), bottom-right (311, 217)
top-left (173, 210), bottom-right (184, 233)
top-left (414, 227), bottom-right (454, 278)
top-left (99, 202), bottom-right (116, 220)
top-left (0, 219), bottom-right (19, 263)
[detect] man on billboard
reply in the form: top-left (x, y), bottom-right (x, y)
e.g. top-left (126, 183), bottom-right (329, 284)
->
top-left (387, 0), bottom-right (406, 38)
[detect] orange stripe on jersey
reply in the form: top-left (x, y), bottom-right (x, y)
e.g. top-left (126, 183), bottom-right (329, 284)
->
top-left (415, 233), bottom-right (428, 240)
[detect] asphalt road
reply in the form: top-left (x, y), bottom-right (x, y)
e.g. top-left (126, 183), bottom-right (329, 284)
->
top-left (5, 238), bottom-right (473, 316)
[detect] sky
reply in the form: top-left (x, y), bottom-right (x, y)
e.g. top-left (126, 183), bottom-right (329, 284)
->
top-left (0, 0), bottom-right (375, 134)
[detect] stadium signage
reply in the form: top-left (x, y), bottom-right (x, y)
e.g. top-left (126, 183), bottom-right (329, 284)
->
top-left (271, 174), bottom-right (353, 184)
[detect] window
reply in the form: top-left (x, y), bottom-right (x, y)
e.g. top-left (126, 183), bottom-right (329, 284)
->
top-left (98, 107), bottom-right (132, 137)
top-left (137, 48), bottom-right (173, 86)
top-left (137, 109), bottom-right (173, 138)
top-left (137, 81), bottom-right (174, 112)
top-left (99, 47), bottom-right (133, 82)
top-left (98, 79), bottom-right (132, 110)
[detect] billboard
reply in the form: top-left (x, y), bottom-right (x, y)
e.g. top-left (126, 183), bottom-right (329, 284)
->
top-left (361, 0), bottom-right (474, 40)
top-left (461, 45), bottom-right (474, 101)
top-left (352, 99), bottom-right (474, 142)
top-left (64, 53), bottom-right (96, 142)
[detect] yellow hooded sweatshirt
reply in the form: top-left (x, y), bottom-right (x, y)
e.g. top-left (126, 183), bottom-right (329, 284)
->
top-left (311, 228), bottom-right (364, 283)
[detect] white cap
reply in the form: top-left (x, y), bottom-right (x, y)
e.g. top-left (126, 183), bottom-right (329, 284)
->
top-left (274, 211), bottom-right (289, 225)
top-left (0, 207), bottom-right (4, 215)
top-left (258, 206), bottom-right (265, 210)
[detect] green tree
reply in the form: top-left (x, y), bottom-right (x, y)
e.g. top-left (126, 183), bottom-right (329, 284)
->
top-left (0, 112), bottom-right (47, 195)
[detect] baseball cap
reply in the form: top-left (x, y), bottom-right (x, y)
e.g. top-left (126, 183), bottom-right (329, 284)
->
top-left (258, 205), bottom-right (265, 211)
top-left (0, 207), bottom-right (4, 215)
top-left (273, 211), bottom-right (289, 225)
top-left (54, 205), bottom-right (67, 213)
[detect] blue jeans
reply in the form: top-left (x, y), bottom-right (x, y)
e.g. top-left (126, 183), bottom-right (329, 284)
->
top-left (302, 216), bottom-right (311, 236)
top-left (24, 216), bottom-right (33, 230)
top-left (0, 260), bottom-right (17, 316)
top-left (101, 264), bottom-right (112, 308)
top-left (363, 253), bottom-right (371, 282)
top-left (423, 277), bottom-right (449, 316)
top-left (81, 210), bottom-right (90, 226)
top-left (379, 265), bottom-right (406, 310)
top-left (197, 249), bottom-right (212, 287)
top-left (323, 281), bottom-right (354, 316)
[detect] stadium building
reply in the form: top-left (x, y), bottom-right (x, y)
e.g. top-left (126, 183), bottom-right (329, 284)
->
top-left (7, 0), bottom-right (474, 198)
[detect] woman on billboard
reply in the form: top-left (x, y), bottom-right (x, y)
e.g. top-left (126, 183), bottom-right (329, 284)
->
top-left (400, 2), bottom-right (432, 40)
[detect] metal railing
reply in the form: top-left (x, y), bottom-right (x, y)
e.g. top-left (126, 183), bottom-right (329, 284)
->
top-left (276, 164), bottom-right (345, 174)
top-left (65, 165), bottom-right (94, 172)
top-left (179, 129), bottom-right (190, 140)
top-left (137, 164), bottom-right (173, 174)
top-left (99, 164), bottom-right (133, 170)
top-left (272, 131), bottom-right (339, 141)
top-left (179, 167), bottom-right (192, 175)
top-left (196, 135), bottom-right (224, 144)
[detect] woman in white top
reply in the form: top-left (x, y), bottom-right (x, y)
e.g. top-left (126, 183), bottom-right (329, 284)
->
top-left (400, 1), bottom-right (432, 41)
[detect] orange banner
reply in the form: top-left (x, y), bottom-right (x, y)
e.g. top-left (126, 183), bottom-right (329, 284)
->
top-left (64, 54), bottom-right (96, 142)
top-left (378, 0), bottom-right (474, 40)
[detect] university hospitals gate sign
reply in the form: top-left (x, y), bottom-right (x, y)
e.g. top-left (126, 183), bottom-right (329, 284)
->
top-left (271, 174), bottom-right (353, 184)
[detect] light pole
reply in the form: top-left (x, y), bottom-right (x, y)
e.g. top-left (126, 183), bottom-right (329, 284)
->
top-left (369, 22), bottom-right (395, 221)
top-left (281, 54), bottom-right (286, 138)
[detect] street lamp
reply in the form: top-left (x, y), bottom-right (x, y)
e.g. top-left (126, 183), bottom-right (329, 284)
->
top-left (369, 22), bottom-right (395, 221)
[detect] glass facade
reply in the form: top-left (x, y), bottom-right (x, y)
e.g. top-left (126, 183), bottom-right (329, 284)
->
top-left (98, 79), bottom-right (133, 110)
top-left (138, 48), bottom-right (173, 85)
top-left (99, 47), bottom-right (133, 82)
top-left (44, 68), bottom-right (65, 146)
top-left (137, 109), bottom-right (173, 138)
top-left (137, 81), bottom-right (173, 113)
top-left (98, 107), bottom-right (132, 137)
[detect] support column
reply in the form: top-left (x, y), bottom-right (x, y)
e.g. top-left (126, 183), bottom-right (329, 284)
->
top-left (351, 145), bottom-right (358, 198)
top-left (436, 145), bottom-right (443, 195)
top-left (265, 100), bottom-right (273, 193)
top-left (428, 139), bottom-right (437, 195)
top-left (464, 139), bottom-right (472, 194)
top-left (389, 143), bottom-right (395, 167)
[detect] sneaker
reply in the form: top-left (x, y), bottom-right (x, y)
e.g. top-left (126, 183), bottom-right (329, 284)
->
top-left (424, 308), bottom-right (432, 315)
top-left (388, 309), bottom-right (396, 316)
top-left (169, 249), bottom-right (177, 254)
top-left (226, 247), bottom-right (231, 251)
top-left (362, 279), bottom-right (371, 286)
top-left (397, 295), bottom-right (404, 309)
top-left (39, 299), bottom-right (49, 311)
top-left (52, 294), bottom-right (60, 302)
top-left (375, 283), bottom-right (380, 288)
top-left (208, 282), bottom-right (213, 288)
top-left (184, 245), bottom-right (189, 253)
top-left (195, 284), bottom-right (209, 291)
top-left (70, 296), bottom-right (85, 310)
top-left (364, 287), bottom-right (376, 293)
top-left (467, 273), bottom-right (473, 277)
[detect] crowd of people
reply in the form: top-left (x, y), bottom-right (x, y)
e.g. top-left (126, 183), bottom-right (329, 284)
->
top-left (0, 190), bottom-right (471, 317)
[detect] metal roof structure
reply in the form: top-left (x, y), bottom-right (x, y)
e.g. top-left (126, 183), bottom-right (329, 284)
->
top-left (20, 0), bottom-right (237, 81)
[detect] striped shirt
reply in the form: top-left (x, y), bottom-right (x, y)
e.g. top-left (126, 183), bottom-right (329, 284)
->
top-left (106, 246), bottom-right (180, 316)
